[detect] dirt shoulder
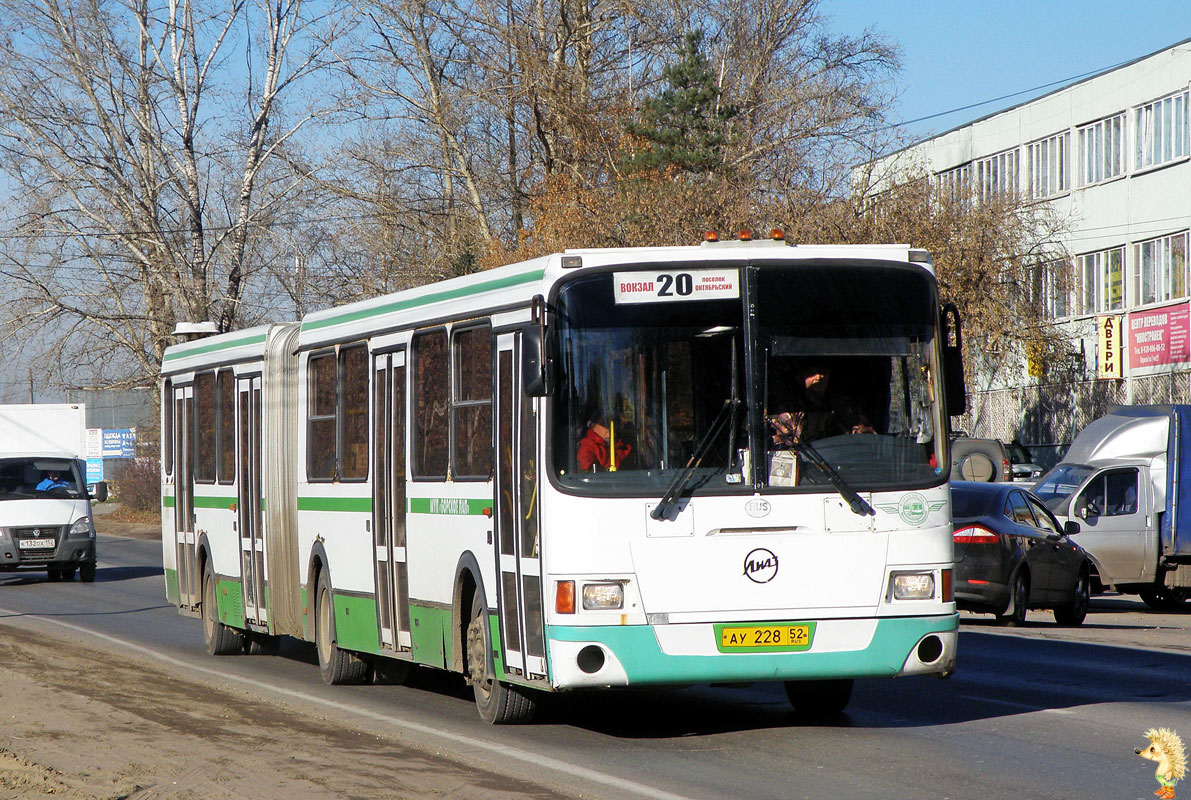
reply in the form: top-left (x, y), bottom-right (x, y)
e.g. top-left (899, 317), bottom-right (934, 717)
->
top-left (0, 623), bottom-right (567, 800)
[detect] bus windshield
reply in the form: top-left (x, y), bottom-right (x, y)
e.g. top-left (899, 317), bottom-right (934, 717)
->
top-left (550, 262), bottom-right (945, 494)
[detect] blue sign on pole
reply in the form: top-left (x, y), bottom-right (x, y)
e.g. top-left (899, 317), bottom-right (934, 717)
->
top-left (101, 428), bottom-right (136, 458)
top-left (86, 458), bottom-right (104, 484)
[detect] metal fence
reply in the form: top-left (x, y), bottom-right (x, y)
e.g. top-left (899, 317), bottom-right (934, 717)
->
top-left (958, 373), bottom-right (1191, 469)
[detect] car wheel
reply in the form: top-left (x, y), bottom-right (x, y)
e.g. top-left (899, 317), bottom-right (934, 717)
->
top-left (785, 679), bottom-right (854, 717)
top-left (997, 570), bottom-right (1029, 627)
top-left (467, 593), bottom-right (536, 724)
top-left (79, 561), bottom-right (96, 583)
top-left (1054, 567), bottom-right (1090, 626)
top-left (46, 568), bottom-right (62, 582)
top-left (1139, 586), bottom-right (1190, 610)
top-left (315, 573), bottom-right (367, 685)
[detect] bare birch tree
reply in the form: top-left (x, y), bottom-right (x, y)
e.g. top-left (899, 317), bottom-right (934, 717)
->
top-left (0, 0), bottom-right (351, 388)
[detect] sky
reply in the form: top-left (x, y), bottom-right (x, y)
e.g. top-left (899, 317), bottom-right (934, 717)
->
top-left (825, 0), bottom-right (1191, 142)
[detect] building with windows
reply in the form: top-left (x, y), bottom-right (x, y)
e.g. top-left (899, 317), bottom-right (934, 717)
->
top-left (879, 38), bottom-right (1191, 463)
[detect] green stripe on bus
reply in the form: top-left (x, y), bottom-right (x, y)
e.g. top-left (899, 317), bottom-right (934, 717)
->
top-left (194, 495), bottom-right (235, 509)
top-left (162, 332), bottom-right (267, 362)
top-left (301, 269), bottom-right (545, 332)
top-left (408, 497), bottom-right (491, 515)
top-left (297, 496), bottom-right (372, 513)
top-left (162, 495), bottom-right (176, 508)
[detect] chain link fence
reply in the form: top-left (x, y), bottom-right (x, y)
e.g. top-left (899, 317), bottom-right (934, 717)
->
top-left (957, 372), bottom-right (1191, 470)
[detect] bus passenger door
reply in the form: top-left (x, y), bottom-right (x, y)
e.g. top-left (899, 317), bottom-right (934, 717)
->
top-left (238, 376), bottom-right (266, 625)
top-left (494, 333), bottom-right (547, 683)
top-left (373, 351), bottom-right (412, 652)
top-left (173, 384), bottom-right (199, 609)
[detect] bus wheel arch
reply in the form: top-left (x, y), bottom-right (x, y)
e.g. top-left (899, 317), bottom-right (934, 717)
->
top-left (452, 553), bottom-right (487, 675)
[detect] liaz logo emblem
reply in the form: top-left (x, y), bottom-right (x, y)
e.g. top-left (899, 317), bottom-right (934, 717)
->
top-left (745, 498), bottom-right (771, 518)
top-left (874, 492), bottom-right (945, 527)
top-left (743, 548), bottom-right (779, 583)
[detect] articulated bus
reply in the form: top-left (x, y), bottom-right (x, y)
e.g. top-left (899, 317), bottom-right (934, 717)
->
top-left (161, 235), bottom-right (966, 723)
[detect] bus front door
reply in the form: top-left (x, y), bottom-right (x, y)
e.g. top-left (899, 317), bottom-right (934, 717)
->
top-left (238, 376), bottom-right (267, 626)
top-left (173, 384), bottom-right (199, 610)
top-left (373, 351), bottom-right (412, 652)
top-left (494, 333), bottom-right (547, 683)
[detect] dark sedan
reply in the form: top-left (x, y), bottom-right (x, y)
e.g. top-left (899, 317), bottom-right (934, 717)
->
top-left (951, 481), bottom-right (1091, 626)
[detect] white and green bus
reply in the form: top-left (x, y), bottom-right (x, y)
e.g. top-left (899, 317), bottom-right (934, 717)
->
top-left (161, 235), bottom-right (965, 723)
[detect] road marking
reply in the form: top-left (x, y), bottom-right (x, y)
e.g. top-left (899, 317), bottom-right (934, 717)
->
top-left (0, 606), bottom-right (695, 800)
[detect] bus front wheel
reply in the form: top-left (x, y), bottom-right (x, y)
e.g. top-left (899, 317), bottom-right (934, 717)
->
top-left (785, 678), bottom-right (853, 717)
top-left (466, 593), bottom-right (536, 724)
top-left (315, 574), bottom-right (367, 685)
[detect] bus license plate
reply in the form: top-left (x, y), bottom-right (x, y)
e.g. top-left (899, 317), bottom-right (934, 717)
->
top-left (716, 623), bottom-right (814, 653)
top-left (18, 538), bottom-right (55, 549)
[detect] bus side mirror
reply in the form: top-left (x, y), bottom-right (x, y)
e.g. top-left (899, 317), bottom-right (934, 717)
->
top-left (523, 299), bottom-right (554, 397)
top-left (941, 302), bottom-right (967, 417)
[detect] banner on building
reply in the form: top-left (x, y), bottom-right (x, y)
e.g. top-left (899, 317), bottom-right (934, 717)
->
top-left (1127, 302), bottom-right (1191, 373)
top-left (1097, 314), bottom-right (1124, 378)
top-left (100, 428), bottom-right (136, 458)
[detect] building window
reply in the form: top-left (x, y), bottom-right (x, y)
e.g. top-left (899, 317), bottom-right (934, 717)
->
top-left (975, 149), bottom-right (1019, 202)
top-left (1032, 260), bottom-right (1071, 319)
top-left (1136, 90), bottom-right (1189, 170)
top-left (1135, 232), bottom-right (1189, 307)
top-left (1078, 113), bottom-right (1125, 185)
top-left (1076, 247), bottom-right (1125, 315)
top-left (1028, 132), bottom-right (1069, 199)
top-left (936, 163), bottom-right (970, 203)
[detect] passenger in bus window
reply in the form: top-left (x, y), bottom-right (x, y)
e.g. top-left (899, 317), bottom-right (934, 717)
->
top-left (577, 413), bottom-right (634, 471)
top-left (769, 361), bottom-right (874, 447)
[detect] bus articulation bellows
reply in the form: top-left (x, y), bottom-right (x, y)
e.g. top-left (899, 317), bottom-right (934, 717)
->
top-left (160, 237), bottom-right (965, 723)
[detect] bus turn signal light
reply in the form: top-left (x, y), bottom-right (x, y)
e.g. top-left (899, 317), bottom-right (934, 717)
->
top-left (556, 580), bottom-right (576, 614)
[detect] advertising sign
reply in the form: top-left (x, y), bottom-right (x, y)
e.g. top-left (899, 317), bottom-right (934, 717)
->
top-left (100, 428), bottom-right (137, 458)
top-left (1127, 302), bottom-right (1191, 372)
top-left (1097, 314), bottom-right (1124, 379)
top-left (86, 458), bottom-right (104, 484)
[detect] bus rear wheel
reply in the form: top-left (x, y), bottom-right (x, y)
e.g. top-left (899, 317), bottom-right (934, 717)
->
top-left (203, 568), bottom-right (245, 656)
top-left (466, 593), bottom-right (536, 724)
top-left (785, 678), bottom-right (853, 717)
top-left (315, 574), bottom-right (367, 685)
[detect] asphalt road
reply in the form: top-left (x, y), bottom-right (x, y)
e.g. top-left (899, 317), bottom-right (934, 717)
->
top-left (2, 533), bottom-right (1189, 800)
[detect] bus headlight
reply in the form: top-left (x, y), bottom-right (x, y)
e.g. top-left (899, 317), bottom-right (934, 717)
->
top-left (890, 571), bottom-right (935, 601)
top-left (582, 582), bottom-right (624, 610)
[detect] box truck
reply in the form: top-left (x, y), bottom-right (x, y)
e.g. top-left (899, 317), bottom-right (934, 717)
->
top-left (1033, 405), bottom-right (1191, 608)
top-left (0, 403), bottom-right (106, 581)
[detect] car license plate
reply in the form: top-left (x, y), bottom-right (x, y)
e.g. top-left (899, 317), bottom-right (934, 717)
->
top-left (715, 622), bottom-right (815, 653)
top-left (17, 538), bottom-right (55, 549)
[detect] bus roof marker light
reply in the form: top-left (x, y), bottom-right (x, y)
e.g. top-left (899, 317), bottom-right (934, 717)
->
top-left (770, 229), bottom-right (785, 241)
top-left (560, 255), bottom-right (583, 269)
top-left (738, 229), bottom-right (752, 241)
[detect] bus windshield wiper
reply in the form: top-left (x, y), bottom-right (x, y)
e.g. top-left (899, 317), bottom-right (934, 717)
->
top-left (784, 438), bottom-right (875, 517)
top-left (651, 398), bottom-right (738, 521)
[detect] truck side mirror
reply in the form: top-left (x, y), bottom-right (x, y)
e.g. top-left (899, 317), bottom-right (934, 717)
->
top-left (941, 303), bottom-right (967, 417)
top-left (89, 481), bottom-right (108, 503)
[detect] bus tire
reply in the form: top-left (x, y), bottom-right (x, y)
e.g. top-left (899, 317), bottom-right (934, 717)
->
top-left (466, 593), bottom-right (536, 724)
top-left (785, 678), bottom-right (853, 716)
top-left (315, 574), bottom-right (367, 685)
top-left (203, 568), bottom-right (245, 656)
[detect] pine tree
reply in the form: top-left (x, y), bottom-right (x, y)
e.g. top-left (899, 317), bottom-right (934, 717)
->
top-left (623, 31), bottom-right (738, 175)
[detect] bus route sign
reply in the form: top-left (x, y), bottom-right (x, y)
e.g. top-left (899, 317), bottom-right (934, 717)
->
top-left (612, 269), bottom-right (740, 304)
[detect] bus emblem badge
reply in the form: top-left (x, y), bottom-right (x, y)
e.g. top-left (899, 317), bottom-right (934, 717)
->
top-left (745, 498), bottom-right (771, 518)
top-left (743, 548), bottom-right (779, 583)
top-left (899, 493), bottom-right (929, 526)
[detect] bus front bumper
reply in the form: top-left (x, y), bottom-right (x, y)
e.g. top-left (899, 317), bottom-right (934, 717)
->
top-left (545, 613), bottom-right (958, 689)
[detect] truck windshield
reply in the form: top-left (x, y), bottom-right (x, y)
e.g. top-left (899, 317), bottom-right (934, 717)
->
top-left (1033, 464), bottom-right (1093, 512)
top-left (0, 457), bottom-right (83, 500)
top-left (550, 261), bottom-right (944, 494)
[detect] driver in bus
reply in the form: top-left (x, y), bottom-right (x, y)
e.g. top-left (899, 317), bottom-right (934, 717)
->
top-left (769, 361), bottom-right (874, 448)
top-left (577, 412), bottom-right (634, 471)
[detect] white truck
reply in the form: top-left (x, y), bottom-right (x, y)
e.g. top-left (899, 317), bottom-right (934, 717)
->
top-left (1033, 405), bottom-right (1191, 608)
top-left (0, 403), bottom-right (106, 581)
